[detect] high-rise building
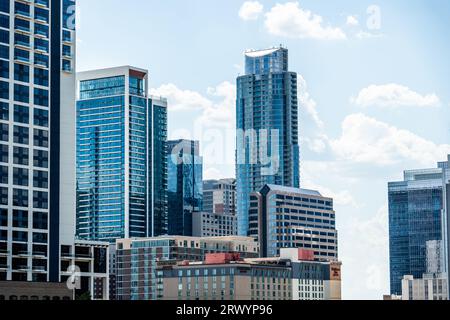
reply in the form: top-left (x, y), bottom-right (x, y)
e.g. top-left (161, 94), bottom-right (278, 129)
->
top-left (203, 179), bottom-right (236, 215)
top-left (167, 139), bottom-right (203, 236)
top-left (115, 236), bottom-right (259, 300)
top-left (76, 66), bottom-right (168, 243)
top-left (388, 166), bottom-right (443, 295)
top-left (248, 185), bottom-right (338, 260)
top-left (438, 155), bottom-right (450, 299)
top-left (150, 97), bottom-right (168, 237)
top-left (236, 47), bottom-right (300, 237)
top-left (0, 0), bottom-right (77, 284)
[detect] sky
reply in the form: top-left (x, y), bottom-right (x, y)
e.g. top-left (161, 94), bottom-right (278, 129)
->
top-left (76, 0), bottom-right (450, 300)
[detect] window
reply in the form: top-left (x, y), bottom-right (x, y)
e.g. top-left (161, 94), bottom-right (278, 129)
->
top-left (0, 123), bottom-right (8, 141)
top-left (14, 105), bottom-right (29, 124)
top-left (14, 48), bottom-right (29, 62)
top-left (62, 45), bottom-right (71, 57)
top-left (34, 88), bottom-right (48, 107)
top-left (0, 81), bottom-right (8, 100)
top-left (33, 170), bottom-right (47, 189)
top-left (0, 0), bottom-right (9, 14)
top-left (0, 60), bottom-right (8, 79)
top-left (35, 23), bottom-right (48, 38)
top-left (14, 18), bottom-right (30, 32)
top-left (0, 30), bottom-right (8, 45)
top-left (34, 38), bottom-right (48, 53)
top-left (0, 14), bottom-right (8, 29)
top-left (33, 150), bottom-right (48, 168)
top-left (14, 84), bottom-right (29, 103)
top-left (0, 45), bottom-right (8, 60)
top-left (14, 33), bottom-right (29, 47)
top-left (12, 231), bottom-right (27, 242)
top-left (15, 2), bottom-right (30, 17)
top-left (62, 30), bottom-right (71, 42)
top-left (13, 210), bottom-right (28, 228)
top-left (0, 187), bottom-right (8, 205)
top-left (33, 232), bottom-right (47, 244)
top-left (13, 126), bottom-right (28, 145)
top-left (33, 129), bottom-right (48, 147)
top-left (0, 208), bottom-right (7, 227)
top-left (34, 53), bottom-right (48, 68)
top-left (13, 188), bottom-right (28, 207)
top-left (0, 102), bottom-right (8, 121)
top-left (33, 191), bottom-right (48, 209)
top-left (13, 146), bottom-right (28, 165)
top-left (34, 8), bottom-right (49, 23)
top-left (0, 165), bottom-right (7, 184)
top-left (14, 63), bottom-right (29, 82)
top-left (33, 211), bottom-right (47, 230)
top-left (13, 167), bottom-right (28, 186)
top-left (0, 144), bottom-right (7, 163)
top-left (34, 108), bottom-right (48, 127)
top-left (34, 68), bottom-right (48, 87)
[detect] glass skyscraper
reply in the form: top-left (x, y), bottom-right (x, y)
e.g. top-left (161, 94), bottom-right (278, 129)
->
top-left (388, 166), bottom-right (443, 295)
top-left (0, 0), bottom-right (77, 283)
top-left (76, 66), bottom-right (168, 243)
top-left (167, 139), bottom-right (203, 236)
top-left (236, 47), bottom-right (300, 237)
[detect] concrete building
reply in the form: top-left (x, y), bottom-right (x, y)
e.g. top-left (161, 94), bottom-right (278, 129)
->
top-left (115, 236), bottom-right (259, 300)
top-left (155, 248), bottom-right (341, 301)
top-left (192, 211), bottom-right (237, 237)
top-left (388, 165), bottom-right (444, 295)
top-left (401, 274), bottom-right (448, 301)
top-left (0, 281), bottom-right (72, 300)
top-left (236, 47), bottom-right (300, 237)
top-left (249, 184), bottom-right (338, 260)
top-left (203, 179), bottom-right (236, 215)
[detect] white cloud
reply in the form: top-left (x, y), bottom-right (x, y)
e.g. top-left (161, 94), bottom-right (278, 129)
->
top-left (356, 31), bottom-right (384, 39)
top-left (352, 83), bottom-right (441, 108)
top-left (301, 161), bottom-right (359, 207)
top-left (298, 75), bottom-right (324, 129)
top-left (149, 84), bottom-right (211, 111)
top-left (346, 15), bottom-right (359, 26)
top-left (239, 1), bottom-right (264, 21)
top-left (330, 113), bottom-right (450, 166)
top-left (264, 2), bottom-right (346, 40)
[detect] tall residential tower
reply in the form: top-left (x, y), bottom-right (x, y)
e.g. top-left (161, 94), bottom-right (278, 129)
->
top-left (236, 47), bottom-right (300, 237)
top-left (76, 66), bottom-right (168, 243)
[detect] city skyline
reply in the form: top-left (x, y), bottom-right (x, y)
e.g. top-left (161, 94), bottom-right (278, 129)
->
top-left (75, 0), bottom-right (450, 300)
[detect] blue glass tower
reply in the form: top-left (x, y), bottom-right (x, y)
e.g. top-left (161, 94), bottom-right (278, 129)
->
top-left (236, 47), bottom-right (300, 237)
top-left (167, 139), bottom-right (203, 236)
top-left (76, 66), bottom-right (168, 243)
top-left (388, 167), bottom-right (443, 295)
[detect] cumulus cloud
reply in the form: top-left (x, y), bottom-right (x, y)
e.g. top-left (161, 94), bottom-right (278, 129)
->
top-left (329, 113), bottom-right (450, 166)
top-left (352, 84), bottom-right (441, 108)
top-left (346, 15), bottom-right (359, 26)
top-left (239, 1), bottom-right (264, 21)
top-left (298, 75), bottom-right (324, 129)
top-left (150, 81), bottom-right (236, 127)
top-left (264, 2), bottom-right (346, 40)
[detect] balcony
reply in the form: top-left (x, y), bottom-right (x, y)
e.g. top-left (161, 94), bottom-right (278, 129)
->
top-left (34, 0), bottom-right (50, 9)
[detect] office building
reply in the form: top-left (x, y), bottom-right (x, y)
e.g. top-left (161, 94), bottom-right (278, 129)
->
top-left (192, 211), bottom-right (237, 237)
top-left (167, 139), bottom-right (203, 236)
top-left (155, 248), bottom-right (341, 301)
top-left (203, 179), bottom-right (236, 215)
top-left (0, 0), bottom-right (77, 285)
top-left (115, 236), bottom-right (259, 300)
top-left (76, 66), bottom-right (168, 243)
top-left (440, 156), bottom-right (450, 299)
top-left (236, 47), bottom-right (300, 237)
top-left (248, 184), bottom-right (338, 260)
top-left (388, 166), bottom-right (443, 295)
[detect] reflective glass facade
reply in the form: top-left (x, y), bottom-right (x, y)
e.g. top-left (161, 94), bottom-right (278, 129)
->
top-left (167, 140), bottom-right (203, 236)
top-left (236, 47), bottom-right (300, 237)
top-left (388, 168), bottom-right (443, 295)
top-left (76, 67), bottom-right (168, 243)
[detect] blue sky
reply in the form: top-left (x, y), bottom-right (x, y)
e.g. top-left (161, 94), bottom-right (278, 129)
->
top-left (76, 0), bottom-right (450, 299)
